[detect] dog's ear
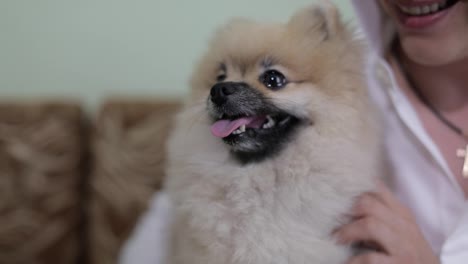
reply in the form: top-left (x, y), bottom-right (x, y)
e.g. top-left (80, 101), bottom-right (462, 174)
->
top-left (287, 2), bottom-right (344, 41)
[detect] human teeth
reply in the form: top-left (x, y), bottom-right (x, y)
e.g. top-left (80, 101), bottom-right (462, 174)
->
top-left (399, 1), bottom-right (447, 16)
top-left (262, 115), bottom-right (276, 129)
top-left (401, 6), bottom-right (410, 13)
top-left (422, 5), bottom-right (430, 14)
top-left (410, 6), bottom-right (421, 15)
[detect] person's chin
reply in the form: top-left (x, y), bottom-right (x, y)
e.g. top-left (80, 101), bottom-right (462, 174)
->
top-left (400, 35), bottom-right (468, 66)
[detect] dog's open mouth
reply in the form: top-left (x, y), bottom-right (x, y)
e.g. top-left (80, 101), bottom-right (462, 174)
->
top-left (210, 113), bottom-right (293, 139)
top-left (210, 110), bottom-right (300, 163)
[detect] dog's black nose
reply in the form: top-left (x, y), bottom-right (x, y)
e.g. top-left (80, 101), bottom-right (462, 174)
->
top-left (210, 82), bottom-right (236, 105)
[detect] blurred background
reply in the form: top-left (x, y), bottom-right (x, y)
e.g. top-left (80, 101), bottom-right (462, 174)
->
top-left (0, 0), bottom-right (355, 110)
top-left (0, 1), bottom-right (356, 264)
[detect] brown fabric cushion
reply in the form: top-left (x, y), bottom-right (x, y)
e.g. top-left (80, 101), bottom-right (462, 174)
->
top-left (88, 100), bottom-right (180, 264)
top-left (0, 102), bottom-right (86, 264)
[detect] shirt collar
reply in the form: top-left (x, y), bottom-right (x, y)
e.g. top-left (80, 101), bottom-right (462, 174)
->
top-left (351, 0), bottom-right (396, 57)
top-left (351, 0), bottom-right (463, 194)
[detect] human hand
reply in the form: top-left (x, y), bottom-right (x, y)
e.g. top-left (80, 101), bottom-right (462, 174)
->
top-left (335, 182), bottom-right (440, 264)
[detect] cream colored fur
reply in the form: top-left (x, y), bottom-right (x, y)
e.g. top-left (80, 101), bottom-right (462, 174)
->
top-left (165, 3), bottom-right (382, 264)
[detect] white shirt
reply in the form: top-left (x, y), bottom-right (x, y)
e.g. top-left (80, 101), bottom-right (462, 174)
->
top-left (352, 1), bottom-right (468, 263)
top-left (120, 2), bottom-right (468, 263)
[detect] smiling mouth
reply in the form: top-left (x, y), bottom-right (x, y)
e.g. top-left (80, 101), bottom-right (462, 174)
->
top-left (397, 0), bottom-right (459, 16)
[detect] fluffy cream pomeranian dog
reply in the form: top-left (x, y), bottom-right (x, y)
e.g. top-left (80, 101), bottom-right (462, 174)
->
top-left (165, 3), bottom-right (382, 264)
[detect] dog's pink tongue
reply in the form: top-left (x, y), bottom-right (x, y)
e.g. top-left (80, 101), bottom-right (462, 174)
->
top-left (210, 116), bottom-right (266, 138)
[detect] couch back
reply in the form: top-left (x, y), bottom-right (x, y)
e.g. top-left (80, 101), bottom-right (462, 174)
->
top-left (0, 99), bottom-right (180, 264)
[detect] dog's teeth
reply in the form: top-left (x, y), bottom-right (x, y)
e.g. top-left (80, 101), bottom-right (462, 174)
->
top-left (232, 126), bottom-right (246, 135)
top-left (262, 115), bottom-right (276, 129)
top-left (279, 116), bottom-right (292, 126)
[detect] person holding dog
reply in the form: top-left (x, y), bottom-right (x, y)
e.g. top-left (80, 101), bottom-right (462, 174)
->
top-left (337, 0), bottom-right (468, 263)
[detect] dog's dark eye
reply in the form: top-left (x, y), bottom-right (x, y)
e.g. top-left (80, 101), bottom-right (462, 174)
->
top-left (260, 70), bottom-right (287, 90)
top-left (216, 74), bottom-right (227, 82)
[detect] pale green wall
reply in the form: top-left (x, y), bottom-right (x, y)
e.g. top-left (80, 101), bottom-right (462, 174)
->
top-left (0, 0), bottom-right (355, 109)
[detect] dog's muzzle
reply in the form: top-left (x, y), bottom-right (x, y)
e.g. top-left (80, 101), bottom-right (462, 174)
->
top-left (207, 82), bottom-right (302, 164)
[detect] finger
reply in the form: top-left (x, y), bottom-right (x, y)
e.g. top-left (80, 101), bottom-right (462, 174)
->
top-left (352, 193), bottom-right (388, 218)
top-left (336, 217), bottom-right (399, 255)
top-left (347, 252), bottom-right (391, 264)
top-left (352, 193), bottom-right (408, 228)
top-left (369, 182), bottom-right (413, 220)
top-left (375, 181), bottom-right (400, 206)
top-left (351, 182), bottom-right (395, 212)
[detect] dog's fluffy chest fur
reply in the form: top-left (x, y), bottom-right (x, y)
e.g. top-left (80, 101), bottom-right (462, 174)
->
top-left (165, 107), bottom-right (378, 264)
